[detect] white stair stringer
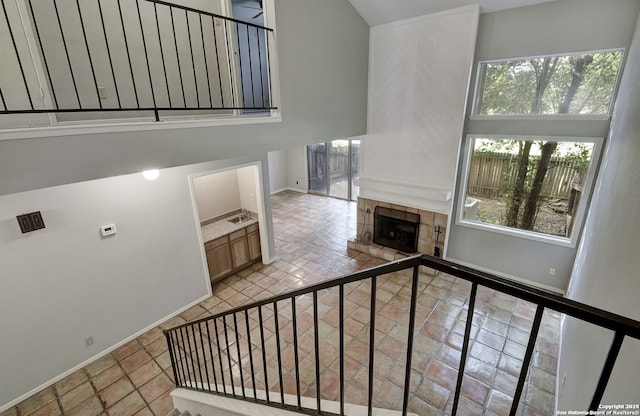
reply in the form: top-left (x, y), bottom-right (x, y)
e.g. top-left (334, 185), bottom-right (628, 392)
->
top-left (170, 384), bottom-right (418, 416)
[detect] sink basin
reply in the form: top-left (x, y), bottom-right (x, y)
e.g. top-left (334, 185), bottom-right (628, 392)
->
top-left (227, 215), bottom-right (251, 224)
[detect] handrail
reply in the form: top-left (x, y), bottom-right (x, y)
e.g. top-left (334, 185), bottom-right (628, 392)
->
top-left (144, 0), bottom-right (274, 32)
top-left (166, 255), bottom-right (424, 332)
top-left (421, 255), bottom-right (640, 340)
top-left (163, 254), bottom-right (640, 416)
top-left (0, 0), bottom-right (277, 123)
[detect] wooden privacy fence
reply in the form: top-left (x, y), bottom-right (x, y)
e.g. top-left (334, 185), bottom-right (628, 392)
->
top-left (308, 145), bottom-right (350, 181)
top-left (467, 152), bottom-right (583, 199)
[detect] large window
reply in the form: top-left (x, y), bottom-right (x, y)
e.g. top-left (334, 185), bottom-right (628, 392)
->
top-left (473, 50), bottom-right (623, 116)
top-left (458, 136), bottom-right (602, 246)
top-left (459, 49), bottom-right (623, 247)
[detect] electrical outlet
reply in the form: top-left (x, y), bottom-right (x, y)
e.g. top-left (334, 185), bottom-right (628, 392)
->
top-left (549, 268), bottom-right (556, 276)
top-left (85, 336), bottom-right (94, 347)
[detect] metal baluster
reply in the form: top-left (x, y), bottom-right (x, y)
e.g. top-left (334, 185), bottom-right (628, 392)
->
top-left (165, 331), bottom-right (180, 386)
top-left (313, 291), bottom-right (321, 412)
top-left (244, 310), bottom-right (257, 400)
top-left (339, 284), bottom-right (345, 415)
top-left (400, 266), bottom-right (421, 416)
top-left (0, 88), bottom-right (7, 111)
top-left (185, 9), bottom-right (199, 108)
top-left (174, 330), bottom-right (188, 387)
top-left (185, 326), bottom-right (201, 388)
top-left (154, 3), bottom-right (171, 108)
top-left (179, 327), bottom-right (195, 388)
top-left (234, 21), bottom-right (245, 109)
top-left (291, 297), bottom-right (302, 409)
top-left (191, 325), bottom-right (205, 389)
top-left (224, 19), bottom-right (236, 108)
top-left (233, 312), bottom-right (246, 398)
top-left (223, 315), bottom-right (236, 396)
top-left (135, 0), bottom-right (158, 120)
top-left (245, 23), bottom-right (255, 108)
top-left (27, 0), bottom-right (58, 108)
top-left (205, 322), bottom-right (220, 393)
top-left (199, 14), bottom-right (212, 108)
top-left (367, 276), bottom-right (377, 416)
top-left (509, 305), bottom-right (545, 416)
top-left (214, 318), bottom-right (228, 394)
top-left (53, 0), bottom-right (81, 108)
top-left (451, 283), bottom-right (478, 416)
top-left (170, 6), bottom-right (186, 106)
top-left (589, 332), bottom-right (625, 412)
top-left (211, 16), bottom-right (225, 107)
top-left (97, 0), bottom-right (121, 107)
top-left (265, 30), bottom-right (273, 108)
top-left (1, 0), bottom-right (33, 109)
top-left (258, 305), bottom-right (270, 403)
top-left (117, 0), bottom-right (139, 108)
top-left (274, 302), bottom-right (285, 405)
top-left (75, 0), bottom-right (101, 109)
top-left (197, 322), bottom-right (212, 392)
top-left (256, 26), bottom-right (266, 108)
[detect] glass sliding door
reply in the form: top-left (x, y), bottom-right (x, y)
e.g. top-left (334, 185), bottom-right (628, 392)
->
top-left (307, 143), bottom-right (328, 194)
top-left (351, 139), bottom-right (361, 201)
top-left (329, 140), bottom-right (350, 199)
top-left (307, 139), bottom-right (361, 201)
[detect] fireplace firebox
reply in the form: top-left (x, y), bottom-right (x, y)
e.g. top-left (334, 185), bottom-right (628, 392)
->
top-left (373, 206), bottom-right (420, 253)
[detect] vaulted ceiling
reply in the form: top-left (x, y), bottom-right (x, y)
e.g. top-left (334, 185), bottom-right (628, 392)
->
top-left (347, 0), bottom-right (558, 26)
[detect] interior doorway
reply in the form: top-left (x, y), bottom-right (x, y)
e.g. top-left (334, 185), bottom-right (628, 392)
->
top-left (307, 139), bottom-right (361, 201)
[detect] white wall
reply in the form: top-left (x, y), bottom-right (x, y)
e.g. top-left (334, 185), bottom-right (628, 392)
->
top-left (0, 154), bottom-right (275, 410)
top-left (287, 146), bottom-right (307, 192)
top-left (267, 150), bottom-right (288, 193)
top-left (237, 165), bottom-right (258, 213)
top-left (361, 5), bottom-right (479, 213)
top-left (557, 10), bottom-right (640, 410)
top-left (193, 170), bottom-right (241, 220)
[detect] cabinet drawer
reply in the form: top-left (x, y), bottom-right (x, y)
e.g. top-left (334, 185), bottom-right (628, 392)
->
top-left (246, 223), bottom-right (259, 233)
top-left (205, 236), bottom-right (228, 251)
top-left (229, 229), bottom-right (246, 241)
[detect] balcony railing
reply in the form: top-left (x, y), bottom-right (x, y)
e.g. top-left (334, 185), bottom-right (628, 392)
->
top-left (0, 0), bottom-right (276, 124)
top-left (163, 254), bottom-right (640, 416)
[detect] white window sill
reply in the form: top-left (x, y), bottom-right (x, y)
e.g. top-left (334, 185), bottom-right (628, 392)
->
top-left (469, 114), bottom-right (611, 122)
top-left (456, 218), bottom-right (576, 248)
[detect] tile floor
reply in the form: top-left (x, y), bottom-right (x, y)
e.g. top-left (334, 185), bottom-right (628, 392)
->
top-left (1, 191), bottom-right (559, 416)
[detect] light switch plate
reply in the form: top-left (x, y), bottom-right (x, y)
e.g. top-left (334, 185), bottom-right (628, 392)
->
top-left (100, 224), bottom-right (117, 237)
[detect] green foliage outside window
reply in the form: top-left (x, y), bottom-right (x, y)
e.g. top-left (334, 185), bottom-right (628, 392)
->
top-left (475, 51), bottom-right (622, 115)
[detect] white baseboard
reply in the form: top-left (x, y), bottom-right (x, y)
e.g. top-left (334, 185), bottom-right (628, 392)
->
top-left (445, 257), bottom-right (566, 295)
top-left (270, 187), bottom-right (307, 195)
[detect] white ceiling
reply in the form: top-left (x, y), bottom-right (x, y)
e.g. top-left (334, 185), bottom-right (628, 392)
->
top-left (347, 0), bottom-right (558, 26)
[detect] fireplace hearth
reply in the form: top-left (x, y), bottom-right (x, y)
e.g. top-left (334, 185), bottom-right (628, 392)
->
top-left (373, 206), bottom-right (420, 253)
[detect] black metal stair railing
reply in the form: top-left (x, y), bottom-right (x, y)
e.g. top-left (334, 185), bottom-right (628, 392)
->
top-left (0, 0), bottom-right (276, 122)
top-left (163, 254), bottom-right (640, 416)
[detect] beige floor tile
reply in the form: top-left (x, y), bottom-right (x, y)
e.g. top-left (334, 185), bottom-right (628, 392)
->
top-left (59, 381), bottom-right (94, 412)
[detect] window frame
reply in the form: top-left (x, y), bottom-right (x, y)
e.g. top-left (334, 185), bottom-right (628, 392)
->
top-left (456, 134), bottom-right (604, 248)
top-left (470, 48), bottom-right (625, 118)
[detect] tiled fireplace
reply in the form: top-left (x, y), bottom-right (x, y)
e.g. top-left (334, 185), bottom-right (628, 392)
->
top-left (348, 197), bottom-right (448, 265)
